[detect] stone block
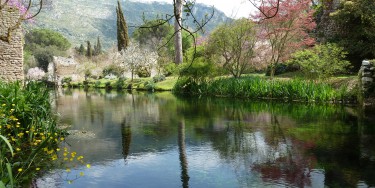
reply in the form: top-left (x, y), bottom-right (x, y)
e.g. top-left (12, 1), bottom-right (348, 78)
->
top-left (362, 77), bottom-right (374, 83)
top-left (362, 60), bottom-right (371, 66)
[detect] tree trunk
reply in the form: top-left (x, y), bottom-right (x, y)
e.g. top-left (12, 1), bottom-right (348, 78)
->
top-left (174, 0), bottom-right (183, 64)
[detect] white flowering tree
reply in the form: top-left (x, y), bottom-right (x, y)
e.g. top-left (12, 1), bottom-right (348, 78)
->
top-left (118, 43), bottom-right (158, 81)
top-left (26, 67), bottom-right (45, 80)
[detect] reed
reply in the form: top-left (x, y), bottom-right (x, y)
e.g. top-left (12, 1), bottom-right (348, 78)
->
top-left (174, 76), bottom-right (350, 102)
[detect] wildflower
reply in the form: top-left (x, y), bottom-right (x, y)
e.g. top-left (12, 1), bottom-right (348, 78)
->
top-left (2, 104), bottom-right (6, 106)
top-left (86, 164), bottom-right (91, 168)
top-left (36, 167), bottom-right (40, 171)
top-left (77, 156), bottom-right (84, 160)
top-left (60, 137), bottom-right (65, 141)
top-left (16, 148), bottom-right (21, 151)
top-left (79, 172), bottom-right (84, 176)
top-left (66, 168), bottom-right (71, 172)
top-left (56, 148), bottom-right (61, 152)
top-left (18, 168), bottom-right (22, 172)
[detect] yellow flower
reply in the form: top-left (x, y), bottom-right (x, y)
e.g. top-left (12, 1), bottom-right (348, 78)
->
top-left (2, 104), bottom-right (6, 106)
top-left (86, 164), bottom-right (91, 168)
top-left (60, 137), bottom-right (65, 141)
top-left (80, 172), bottom-right (84, 176)
top-left (16, 148), bottom-right (21, 151)
top-left (18, 168), bottom-right (22, 172)
top-left (36, 167), bottom-right (40, 171)
top-left (66, 168), bottom-right (71, 172)
top-left (56, 148), bottom-right (61, 152)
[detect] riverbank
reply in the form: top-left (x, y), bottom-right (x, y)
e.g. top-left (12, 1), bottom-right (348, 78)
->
top-left (60, 74), bottom-right (362, 103)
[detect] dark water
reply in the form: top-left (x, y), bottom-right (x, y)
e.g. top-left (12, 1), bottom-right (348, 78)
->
top-left (37, 89), bottom-right (375, 188)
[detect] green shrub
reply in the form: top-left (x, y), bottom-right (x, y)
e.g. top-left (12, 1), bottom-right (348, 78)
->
top-left (162, 63), bottom-right (178, 76)
top-left (0, 82), bottom-right (63, 186)
top-left (61, 77), bottom-right (72, 86)
top-left (145, 81), bottom-right (156, 91)
top-left (136, 66), bottom-right (151, 78)
top-left (288, 43), bottom-right (350, 79)
top-left (115, 77), bottom-right (127, 90)
top-left (102, 64), bottom-right (124, 77)
top-left (153, 75), bottom-right (166, 83)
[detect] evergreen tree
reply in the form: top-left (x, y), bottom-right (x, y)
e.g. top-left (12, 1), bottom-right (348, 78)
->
top-left (78, 44), bottom-right (85, 55)
top-left (95, 36), bottom-right (102, 55)
top-left (116, 0), bottom-right (129, 51)
top-left (86, 41), bottom-right (92, 58)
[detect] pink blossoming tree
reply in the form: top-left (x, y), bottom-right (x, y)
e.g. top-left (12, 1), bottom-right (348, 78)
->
top-left (253, 0), bottom-right (316, 77)
top-left (0, 0), bottom-right (43, 43)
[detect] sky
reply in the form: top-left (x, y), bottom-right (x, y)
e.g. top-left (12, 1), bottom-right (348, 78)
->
top-left (132, 0), bottom-right (256, 18)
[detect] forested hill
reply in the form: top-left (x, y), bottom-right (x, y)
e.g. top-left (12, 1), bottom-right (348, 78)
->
top-left (28, 0), bottom-right (230, 49)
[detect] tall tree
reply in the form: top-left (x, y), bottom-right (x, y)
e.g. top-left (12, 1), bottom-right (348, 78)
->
top-left (173, 0), bottom-right (183, 64)
top-left (254, 0), bottom-right (316, 77)
top-left (94, 36), bottom-right (102, 56)
top-left (86, 41), bottom-right (92, 58)
top-left (206, 19), bottom-right (257, 78)
top-left (116, 0), bottom-right (129, 52)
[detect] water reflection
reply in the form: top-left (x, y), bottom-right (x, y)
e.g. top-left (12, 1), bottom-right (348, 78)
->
top-left (39, 89), bottom-right (375, 187)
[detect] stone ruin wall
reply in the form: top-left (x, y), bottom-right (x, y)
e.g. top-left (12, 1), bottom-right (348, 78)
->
top-left (0, 6), bottom-right (24, 82)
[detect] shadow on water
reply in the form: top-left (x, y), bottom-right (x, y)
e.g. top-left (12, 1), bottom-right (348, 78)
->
top-left (48, 89), bottom-right (375, 187)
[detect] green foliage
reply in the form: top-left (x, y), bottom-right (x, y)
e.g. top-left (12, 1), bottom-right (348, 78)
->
top-left (116, 0), bottom-right (129, 51)
top-left (0, 82), bottom-right (64, 186)
top-left (33, 45), bottom-right (65, 72)
top-left (206, 19), bottom-right (257, 78)
top-left (102, 64), bottom-right (124, 77)
top-left (265, 63), bottom-right (299, 76)
top-left (179, 60), bottom-right (216, 82)
top-left (153, 75), bottom-right (166, 83)
top-left (115, 77), bottom-right (127, 90)
top-left (174, 76), bottom-right (351, 102)
top-left (288, 43), bottom-right (350, 79)
top-left (61, 77), bottom-right (72, 86)
top-left (94, 36), bottom-right (102, 56)
top-left (162, 63), bottom-right (178, 76)
top-left (136, 66), bottom-right (151, 78)
top-left (329, 0), bottom-right (375, 65)
top-left (24, 29), bottom-right (71, 51)
top-left (24, 29), bottom-right (70, 71)
top-left (86, 41), bottom-right (93, 58)
top-left (133, 19), bottom-right (172, 50)
top-left (77, 44), bottom-right (86, 55)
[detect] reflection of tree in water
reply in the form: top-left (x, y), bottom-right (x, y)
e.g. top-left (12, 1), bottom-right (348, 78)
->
top-left (252, 115), bottom-right (314, 187)
top-left (178, 120), bottom-right (189, 188)
top-left (121, 117), bottom-right (132, 162)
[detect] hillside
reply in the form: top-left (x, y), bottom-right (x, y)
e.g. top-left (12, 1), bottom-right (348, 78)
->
top-left (27, 0), bottom-right (230, 49)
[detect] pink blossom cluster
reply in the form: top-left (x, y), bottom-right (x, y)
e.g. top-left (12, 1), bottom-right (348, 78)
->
top-left (27, 67), bottom-right (46, 81)
top-left (6, 0), bottom-right (27, 14)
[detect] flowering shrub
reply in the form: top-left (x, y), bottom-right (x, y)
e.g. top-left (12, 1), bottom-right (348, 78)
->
top-left (26, 67), bottom-right (46, 81)
top-left (0, 82), bottom-right (90, 186)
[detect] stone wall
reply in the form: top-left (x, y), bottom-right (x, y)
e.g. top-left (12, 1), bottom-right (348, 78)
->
top-left (359, 60), bottom-right (375, 96)
top-left (53, 56), bottom-right (79, 85)
top-left (0, 6), bottom-right (24, 82)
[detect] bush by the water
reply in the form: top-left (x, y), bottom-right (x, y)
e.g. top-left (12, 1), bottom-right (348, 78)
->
top-left (0, 82), bottom-right (63, 186)
top-left (174, 76), bottom-right (350, 102)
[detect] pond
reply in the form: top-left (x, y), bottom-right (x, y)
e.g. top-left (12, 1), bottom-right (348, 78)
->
top-left (37, 89), bottom-right (375, 187)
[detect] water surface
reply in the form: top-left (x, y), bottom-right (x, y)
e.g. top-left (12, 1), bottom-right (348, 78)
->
top-left (38, 89), bottom-right (375, 187)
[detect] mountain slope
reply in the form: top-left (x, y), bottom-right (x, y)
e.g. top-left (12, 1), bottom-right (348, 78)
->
top-left (29, 0), bottom-right (230, 49)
